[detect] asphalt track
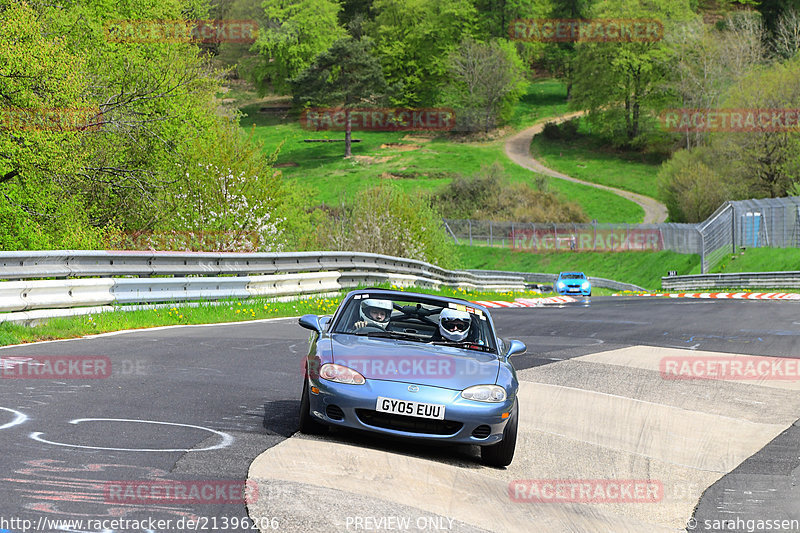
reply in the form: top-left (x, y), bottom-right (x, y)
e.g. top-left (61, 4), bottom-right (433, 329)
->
top-left (0, 296), bottom-right (798, 532)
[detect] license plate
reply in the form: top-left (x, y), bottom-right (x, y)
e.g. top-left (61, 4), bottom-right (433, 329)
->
top-left (376, 397), bottom-right (445, 420)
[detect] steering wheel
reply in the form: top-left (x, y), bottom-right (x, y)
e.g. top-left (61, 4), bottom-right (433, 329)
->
top-left (354, 325), bottom-right (385, 334)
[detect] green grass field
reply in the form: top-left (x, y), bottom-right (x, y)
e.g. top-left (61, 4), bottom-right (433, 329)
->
top-left (530, 125), bottom-right (667, 200)
top-left (457, 245), bottom-right (701, 289)
top-left (708, 247), bottom-right (800, 274)
top-left (507, 79), bottom-right (570, 129)
top-left (238, 81), bottom-right (644, 222)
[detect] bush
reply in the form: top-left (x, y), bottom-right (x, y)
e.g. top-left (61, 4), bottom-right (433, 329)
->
top-left (542, 121), bottom-right (562, 140)
top-left (658, 147), bottom-right (735, 222)
top-left (329, 184), bottom-right (456, 268)
top-left (434, 162), bottom-right (587, 223)
top-left (541, 119), bottom-right (580, 141)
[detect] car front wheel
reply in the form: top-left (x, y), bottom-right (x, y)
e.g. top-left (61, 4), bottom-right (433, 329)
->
top-left (299, 379), bottom-right (328, 435)
top-left (481, 400), bottom-right (518, 467)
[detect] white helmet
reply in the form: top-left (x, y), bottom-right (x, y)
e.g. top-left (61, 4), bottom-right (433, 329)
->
top-left (359, 299), bottom-right (393, 328)
top-left (439, 308), bottom-right (471, 342)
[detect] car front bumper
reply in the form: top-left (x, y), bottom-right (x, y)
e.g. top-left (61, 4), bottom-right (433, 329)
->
top-left (307, 377), bottom-right (515, 445)
top-left (557, 285), bottom-right (591, 295)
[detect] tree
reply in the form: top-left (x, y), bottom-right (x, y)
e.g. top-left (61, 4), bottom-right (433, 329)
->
top-left (757, 0), bottom-right (800, 35)
top-left (570, 0), bottom-right (695, 146)
top-left (250, 0), bottom-right (346, 95)
top-left (291, 37), bottom-right (387, 157)
top-left (367, 0), bottom-right (478, 106)
top-left (773, 7), bottom-right (800, 59)
top-left (542, 0), bottom-right (592, 99)
top-left (442, 38), bottom-right (525, 133)
top-left (663, 12), bottom-right (766, 148)
top-left (715, 58), bottom-right (800, 198)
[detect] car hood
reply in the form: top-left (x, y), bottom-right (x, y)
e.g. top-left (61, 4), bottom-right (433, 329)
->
top-left (329, 334), bottom-right (500, 390)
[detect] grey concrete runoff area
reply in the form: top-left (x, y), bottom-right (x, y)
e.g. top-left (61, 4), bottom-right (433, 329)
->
top-left (0, 297), bottom-right (798, 533)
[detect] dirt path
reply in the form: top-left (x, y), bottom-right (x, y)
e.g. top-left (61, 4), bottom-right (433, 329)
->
top-left (504, 112), bottom-right (668, 224)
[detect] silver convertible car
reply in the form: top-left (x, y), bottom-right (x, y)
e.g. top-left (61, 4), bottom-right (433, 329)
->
top-left (297, 288), bottom-right (526, 467)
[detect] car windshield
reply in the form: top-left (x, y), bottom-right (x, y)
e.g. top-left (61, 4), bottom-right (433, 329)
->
top-left (561, 273), bottom-right (585, 279)
top-left (331, 293), bottom-right (497, 353)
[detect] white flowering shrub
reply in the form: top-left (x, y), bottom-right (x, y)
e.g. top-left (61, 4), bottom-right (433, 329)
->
top-left (333, 185), bottom-right (456, 268)
top-left (164, 162), bottom-right (285, 252)
top-left (152, 126), bottom-right (289, 252)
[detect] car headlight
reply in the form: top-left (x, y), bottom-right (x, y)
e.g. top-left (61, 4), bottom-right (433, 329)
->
top-left (582, 282), bottom-right (590, 289)
top-left (461, 385), bottom-right (507, 403)
top-left (556, 281), bottom-right (565, 289)
top-left (319, 363), bottom-right (366, 385)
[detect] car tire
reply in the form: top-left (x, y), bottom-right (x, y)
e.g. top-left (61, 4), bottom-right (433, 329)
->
top-left (299, 379), bottom-right (328, 435)
top-left (481, 400), bottom-right (518, 467)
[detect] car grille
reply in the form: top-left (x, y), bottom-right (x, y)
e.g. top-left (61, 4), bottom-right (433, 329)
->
top-left (325, 405), bottom-right (345, 421)
top-left (356, 409), bottom-right (463, 435)
top-left (471, 425), bottom-right (491, 439)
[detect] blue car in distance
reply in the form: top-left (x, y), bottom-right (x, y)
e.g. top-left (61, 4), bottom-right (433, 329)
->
top-left (555, 271), bottom-right (591, 296)
top-left (297, 288), bottom-right (527, 467)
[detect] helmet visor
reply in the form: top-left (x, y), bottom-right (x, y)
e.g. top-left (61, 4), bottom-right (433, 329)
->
top-left (441, 317), bottom-right (470, 332)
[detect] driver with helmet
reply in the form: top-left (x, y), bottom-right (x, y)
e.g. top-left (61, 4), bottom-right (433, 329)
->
top-left (352, 298), bottom-right (393, 331)
top-left (438, 308), bottom-right (472, 342)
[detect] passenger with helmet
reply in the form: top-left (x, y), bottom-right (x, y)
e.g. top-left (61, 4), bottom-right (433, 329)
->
top-left (437, 308), bottom-right (472, 342)
top-left (352, 298), bottom-right (394, 331)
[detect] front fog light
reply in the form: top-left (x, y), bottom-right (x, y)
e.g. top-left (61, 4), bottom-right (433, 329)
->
top-left (462, 385), bottom-right (506, 403)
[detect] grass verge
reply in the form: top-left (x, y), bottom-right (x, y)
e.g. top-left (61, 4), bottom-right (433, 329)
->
top-left (0, 284), bottom-right (547, 347)
top-left (456, 245), bottom-right (701, 290)
top-left (707, 247), bottom-right (800, 274)
top-left (529, 121), bottom-right (667, 200)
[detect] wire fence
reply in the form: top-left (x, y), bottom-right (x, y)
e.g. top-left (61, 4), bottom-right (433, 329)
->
top-left (443, 196), bottom-right (800, 273)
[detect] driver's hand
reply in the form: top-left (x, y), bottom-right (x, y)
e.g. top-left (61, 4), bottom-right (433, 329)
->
top-left (353, 321), bottom-right (368, 330)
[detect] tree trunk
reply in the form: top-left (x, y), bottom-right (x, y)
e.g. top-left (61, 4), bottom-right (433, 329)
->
top-left (344, 108), bottom-right (352, 158)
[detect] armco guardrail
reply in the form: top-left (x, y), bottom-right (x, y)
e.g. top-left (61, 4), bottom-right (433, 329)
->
top-left (662, 271), bottom-right (800, 291)
top-left (0, 251), bottom-right (528, 324)
top-left (466, 270), bottom-right (646, 292)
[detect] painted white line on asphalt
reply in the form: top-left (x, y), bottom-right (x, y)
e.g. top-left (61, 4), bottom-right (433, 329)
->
top-left (29, 418), bottom-right (234, 452)
top-left (0, 406), bottom-right (28, 430)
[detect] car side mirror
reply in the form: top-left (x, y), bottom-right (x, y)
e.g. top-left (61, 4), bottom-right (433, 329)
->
top-left (299, 314), bottom-right (322, 333)
top-left (505, 339), bottom-right (526, 358)
top-left (319, 316), bottom-right (332, 330)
